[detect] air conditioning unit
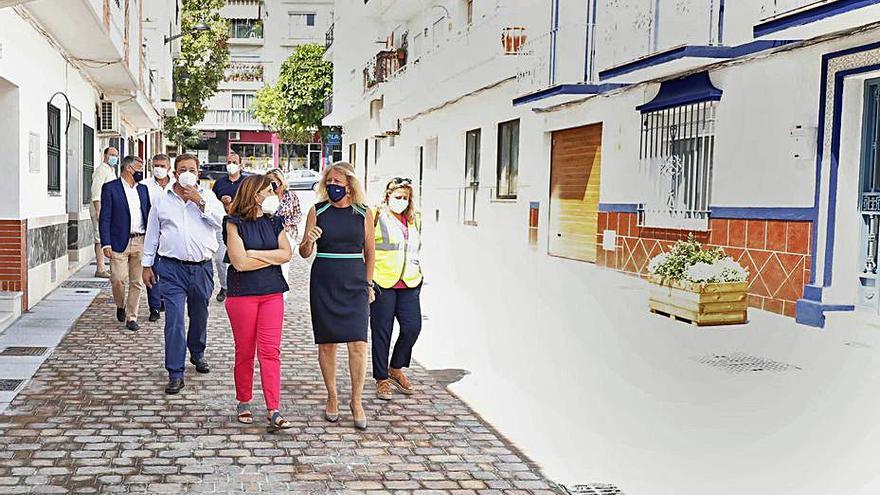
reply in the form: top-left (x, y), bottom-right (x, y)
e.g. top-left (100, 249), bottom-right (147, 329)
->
top-left (228, 131), bottom-right (241, 141)
top-left (97, 100), bottom-right (120, 135)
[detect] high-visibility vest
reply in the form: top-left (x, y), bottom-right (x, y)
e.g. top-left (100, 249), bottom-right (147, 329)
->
top-left (372, 207), bottom-right (423, 289)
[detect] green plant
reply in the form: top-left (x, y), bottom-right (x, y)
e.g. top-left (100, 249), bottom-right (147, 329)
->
top-left (253, 44), bottom-right (332, 142)
top-left (165, 0), bottom-right (230, 147)
top-left (647, 234), bottom-right (747, 285)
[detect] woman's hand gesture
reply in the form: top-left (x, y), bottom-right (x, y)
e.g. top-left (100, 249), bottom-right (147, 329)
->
top-left (305, 225), bottom-right (323, 244)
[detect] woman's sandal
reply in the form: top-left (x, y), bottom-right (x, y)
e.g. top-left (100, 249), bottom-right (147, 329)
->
top-left (237, 403), bottom-right (253, 425)
top-left (267, 411), bottom-right (293, 433)
top-left (324, 398), bottom-right (339, 423)
top-left (349, 402), bottom-right (367, 431)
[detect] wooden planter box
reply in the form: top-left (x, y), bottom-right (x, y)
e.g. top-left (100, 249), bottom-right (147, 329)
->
top-left (648, 277), bottom-right (748, 326)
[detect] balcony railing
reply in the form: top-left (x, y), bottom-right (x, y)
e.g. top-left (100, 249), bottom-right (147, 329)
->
top-left (325, 22), bottom-right (334, 50)
top-left (363, 49), bottom-right (405, 91)
top-left (323, 95), bottom-right (333, 118)
top-left (202, 109), bottom-right (261, 126)
top-left (224, 62), bottom-right (265, 82)
top-left (228, 19), bottom-right (263, 40)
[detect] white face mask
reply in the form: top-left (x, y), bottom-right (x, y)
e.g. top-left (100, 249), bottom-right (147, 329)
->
top-left (261, 195), bottom-right (280, 215)
top-left (226, 163), bottom-right (240, 175)
top-left (177, 171), bottom-right (198, 188)
top-left (388, 197), bottom-right (409, 215)
top-left (152, 167), bottom-right (168, 179)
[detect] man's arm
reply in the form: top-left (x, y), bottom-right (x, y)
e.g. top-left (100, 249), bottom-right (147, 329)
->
top-left (98, 183), bottom-right (113, 251)
top-left (200, 191), bottom-right (226, 230)
top-left (142, 205), bottom-right (160, 268)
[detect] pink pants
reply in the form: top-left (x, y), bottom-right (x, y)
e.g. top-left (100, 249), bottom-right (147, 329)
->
top-left (225, 293), bottom-right (284, 410)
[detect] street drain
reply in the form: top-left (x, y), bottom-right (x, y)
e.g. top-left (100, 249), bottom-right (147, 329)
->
top-left (564, 483), bottom-right (625, 494)
top-left (0, 346), bottom-right (48, 357)
top-left (60, 280), bottom-right (110, 289)
top-left (694, 352), bottom-right (801, 374)
top-left (0, 379), bottom-right (24, 391)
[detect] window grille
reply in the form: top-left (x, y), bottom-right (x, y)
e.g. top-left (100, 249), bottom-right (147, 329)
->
top-left (82, 124), bottom-right (94, 205)
top-left (47, 103), bottom-right (61, 192)
top-left (639, 101), bottom-right (716, 231)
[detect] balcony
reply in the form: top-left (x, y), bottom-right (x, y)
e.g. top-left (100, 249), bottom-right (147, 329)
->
top-left (228, 19), bottom-right (264, 45)
top-left (323, 95), bottom-right (333, 119)
top-left (363, 49), bottom-right (405, 92)
top-left (197, 109), bottom-right (264, 131)
top-left (223, 62), bottom-right (266, 90)
top-left (325, 22), bottom-right (334, 50)
top-left (754, 0), bottom-right (880, 40)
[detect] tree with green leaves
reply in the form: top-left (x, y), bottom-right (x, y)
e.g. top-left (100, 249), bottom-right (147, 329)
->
top-left (165, 0), bottom-right (229, 147)
top-left (253, 44), bottom-right (333, 143)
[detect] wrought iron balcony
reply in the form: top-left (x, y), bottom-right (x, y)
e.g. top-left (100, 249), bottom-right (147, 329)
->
top-left (224, 62), bottom-right (265, 83)
top-left (363, 49), bottom-right (405, 91)
top-left (325, 22), bottom-right (334, 50)
top-left (323, 95), bottom-right (333, 118)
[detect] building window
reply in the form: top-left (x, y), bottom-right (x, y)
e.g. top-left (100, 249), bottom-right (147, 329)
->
top-left (349, 142), bottom-right (357, 166)
top-left (279, 143), bottom-right (322, 171)
top-left (288, 12), bottom-right (316, 37)
top-left (374, 138), bottom-right (381, 163)
top-left (47, 103), bottom-right (61, 193)
top-left (231, 93), bottom-right (256, 111)
top-left (228, 18), bottom-right (263, 39)
top-left (496, 119), bottom-right (519, 199)
top-left (82, 124), bottom-right (94, 205)
top-left (465, 0), bottom-right (474, 25)
top-left (639, 101), bottom-right (717, 231)
top-left (229, 143), bottom-right (274, 171)
top-left (464, 128), bottom-right (481, 224)
top-left (330, 144), bottom-right (343, 163)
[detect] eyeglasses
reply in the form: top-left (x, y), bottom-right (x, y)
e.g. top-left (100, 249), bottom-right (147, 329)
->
top-left (389, 177), bottom-right (413, 187)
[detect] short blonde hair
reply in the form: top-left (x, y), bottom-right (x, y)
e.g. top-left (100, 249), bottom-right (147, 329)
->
top-left (316, 161), bottom-right (368, 206)
top-left (382, 182), bottom-right (417, 222)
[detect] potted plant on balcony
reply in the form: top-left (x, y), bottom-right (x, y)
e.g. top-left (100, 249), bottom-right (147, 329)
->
top-left (647, 236), bottom-right (750, 326)
top-left (501, 26), bottom-right (527, 54)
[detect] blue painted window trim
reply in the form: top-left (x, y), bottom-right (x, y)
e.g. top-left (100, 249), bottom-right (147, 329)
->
top-left (598, 40), bottom-right (796, 81)
top-left (636, 71), bottom-right (722, 113)
top-left (598, 203), bottom-right (640, 213)
top-left (754, 0), bottom-right (880, 38)
top-left (512, 83), bottom-right (629, 106)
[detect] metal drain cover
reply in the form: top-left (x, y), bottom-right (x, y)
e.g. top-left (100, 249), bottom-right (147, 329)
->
top-left (694, 352), bottom-right (801, 374)
top-left (60, 280), bottom-right (110, 289)
top-left (0, 379), bottom-right (24, 391)
top-left (0, 346), bottom-right (48, 357)
top-left (565, 484), bottom-right (625, 494)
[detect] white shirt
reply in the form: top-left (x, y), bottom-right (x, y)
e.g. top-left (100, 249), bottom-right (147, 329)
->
top-left (91, 163), bottom-right (116, 202)
top-left (142, 185), bottom-right (225, 267)
top-left (143, 175), bottom-right (176, 208)
top-left (122, 179), bottom-right (146, 234)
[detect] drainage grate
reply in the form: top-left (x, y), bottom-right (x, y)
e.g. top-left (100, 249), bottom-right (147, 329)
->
top-left (694, 352), bottom-right (801, 374)
top-left (60, 280), bottom-right (110, 289)
top-left (0, 346), bottom-right (48, 357)
top-left (564, 484), bottom-right (625, 495)
top-left (0, 379), bottom-right (24, 391)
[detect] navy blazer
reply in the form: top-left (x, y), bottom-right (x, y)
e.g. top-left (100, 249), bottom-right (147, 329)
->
top-left (99, 178), bottom-right (151, 253)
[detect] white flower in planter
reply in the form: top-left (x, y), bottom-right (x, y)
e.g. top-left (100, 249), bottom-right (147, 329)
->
top-left (647, 252), bottom-right (670, 275)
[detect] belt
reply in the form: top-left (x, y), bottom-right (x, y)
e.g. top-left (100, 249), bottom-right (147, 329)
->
top-left (129, 232), bottom-right (145, 238)
top-left (158, 255), bottom-right (209, 266)
top-left (315, 252), bottom-right (364, 259)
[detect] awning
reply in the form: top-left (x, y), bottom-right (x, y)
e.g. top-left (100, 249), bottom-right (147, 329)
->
top-left (754, 0), bottom-right (880, 40)
top-left (512, 83), bottom-right (629, 107)
top-left (636, 71), bottom-right (722, 113)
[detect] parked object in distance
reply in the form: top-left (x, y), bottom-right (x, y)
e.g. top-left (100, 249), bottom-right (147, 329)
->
top-left (286, 169), bottom-right (321, 190)
top-left (199, 162), bottom-right (229, 183)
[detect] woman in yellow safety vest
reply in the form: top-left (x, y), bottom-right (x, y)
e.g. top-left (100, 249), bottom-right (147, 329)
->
top-left (370, 177), bottom-right (424, 400)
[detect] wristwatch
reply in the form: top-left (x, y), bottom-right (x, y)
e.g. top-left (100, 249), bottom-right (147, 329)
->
top-left (197, 198), bottom-right (206, 207)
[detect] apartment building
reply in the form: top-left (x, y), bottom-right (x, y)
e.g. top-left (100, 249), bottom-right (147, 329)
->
top-left (0, 0), bottom-right (178, 323)
top-left (325, 0), bottom-right (880, 329)
top-left (191, 0), bottom-right (337, 172)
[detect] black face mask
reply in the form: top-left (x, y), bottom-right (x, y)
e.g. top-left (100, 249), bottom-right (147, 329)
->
top-left (132, 170), bottom-right (144, 183)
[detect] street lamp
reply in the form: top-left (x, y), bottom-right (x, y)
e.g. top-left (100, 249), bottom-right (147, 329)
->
top-left (164, 22), bottom-right (210, 44)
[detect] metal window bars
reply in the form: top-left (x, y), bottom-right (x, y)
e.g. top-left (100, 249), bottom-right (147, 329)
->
top-left (639, 101), bottom-right (716, 231)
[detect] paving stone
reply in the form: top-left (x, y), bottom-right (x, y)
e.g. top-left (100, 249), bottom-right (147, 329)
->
top-left (0, 258), bottom-right (558, 493)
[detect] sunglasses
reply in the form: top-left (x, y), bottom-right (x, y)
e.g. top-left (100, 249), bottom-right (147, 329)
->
top-left (389, 177), bottom-right (413, 187)
top-left (270, 181), bottom-right (279, 192)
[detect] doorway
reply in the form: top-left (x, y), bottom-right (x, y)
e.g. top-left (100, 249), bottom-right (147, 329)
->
top-left (858, 79), bottom-right (880, 311)
top-left (548, 123), bottom-right (602, 262)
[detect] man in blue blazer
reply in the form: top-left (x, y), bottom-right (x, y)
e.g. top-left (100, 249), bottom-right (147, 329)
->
top-left (100, 155), bottom-right (151, 331)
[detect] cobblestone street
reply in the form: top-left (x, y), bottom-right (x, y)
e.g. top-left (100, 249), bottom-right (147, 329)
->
top-left (0, 257), bottom-right (560, 495)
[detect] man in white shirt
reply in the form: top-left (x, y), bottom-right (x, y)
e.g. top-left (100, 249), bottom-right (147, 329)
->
top-left (142, 154), bottom-right (225, 394)
top-left (90, 147), bottom-right (118, 278)
top-left (142, 154), bottom-right (175, 323)
top-left (99, 156), bottom-right (151, 332)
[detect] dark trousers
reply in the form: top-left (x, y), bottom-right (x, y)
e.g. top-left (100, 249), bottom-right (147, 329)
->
top-left (154, 257), bottom-right (214, 379)
top-left (146, 276), bottom-right (162, 311)
top-left (370, 284), bottom-right (422, 380)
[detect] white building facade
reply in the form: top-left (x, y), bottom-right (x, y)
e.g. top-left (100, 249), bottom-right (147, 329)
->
top-left (0, 0), bottom-right (178, 317)
top-left (192, 0), bottom-right (336, 172)
top-left (325, 0), bottom-right (880, 329)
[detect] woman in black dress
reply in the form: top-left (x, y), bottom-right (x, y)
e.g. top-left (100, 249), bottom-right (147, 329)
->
top-left (299, 161), bottom-right (375, 430)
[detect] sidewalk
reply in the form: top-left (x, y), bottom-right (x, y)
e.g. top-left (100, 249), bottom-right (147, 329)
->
top-left (0, 255), bottom-right (561, 494)
top-left (417, 224), bottom-right (880, 495)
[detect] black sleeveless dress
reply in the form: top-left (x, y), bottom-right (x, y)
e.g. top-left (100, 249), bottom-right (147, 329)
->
top-left (309, 201), bottom-right (369, 344)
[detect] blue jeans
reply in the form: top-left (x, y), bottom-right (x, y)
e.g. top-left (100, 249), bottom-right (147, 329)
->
top-left (154, 257), bottom-right (214, 379)
top-left (146, 276), bottom-right (162, 311)
top-left (369, 284), bottom-right (422, 380)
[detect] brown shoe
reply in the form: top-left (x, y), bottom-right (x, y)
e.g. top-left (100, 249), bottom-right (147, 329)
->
top-left (388, 368), bottom-right (414, 395)
top-left (376, 379), bottom-right (393, 401)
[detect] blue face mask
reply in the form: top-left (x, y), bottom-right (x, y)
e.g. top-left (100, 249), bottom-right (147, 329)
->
top-left (108, 156), bottom-right (118, 166)
top-left (326, 184), bottom-right (347, 203)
